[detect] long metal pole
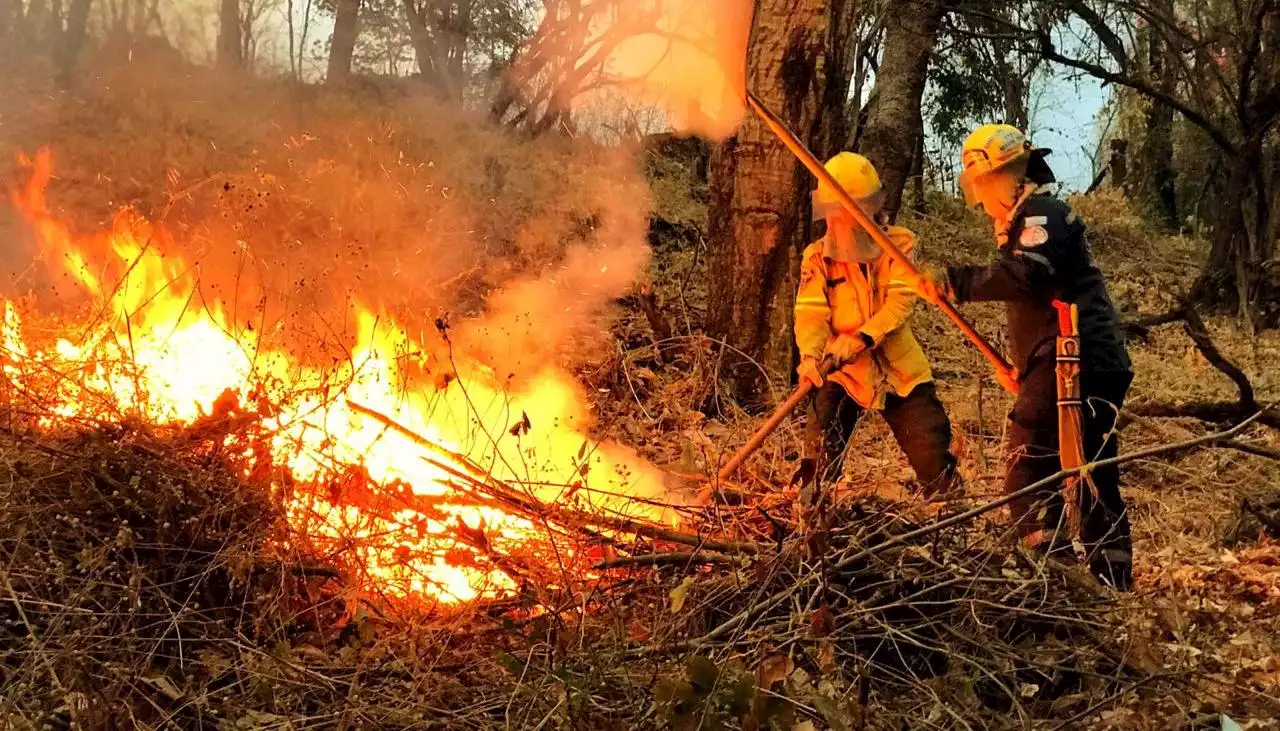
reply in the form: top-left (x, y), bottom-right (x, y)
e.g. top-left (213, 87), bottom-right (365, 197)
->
top-left (744, 91), bottom-right (1017, 385)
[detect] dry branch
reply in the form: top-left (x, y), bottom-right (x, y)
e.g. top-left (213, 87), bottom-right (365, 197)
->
top-left (1123, 302), bottom-right (1278, 427)
top-left (593, 551), bottom-right (740, 570)
top-left (348, 400), bottom-right (762, 555)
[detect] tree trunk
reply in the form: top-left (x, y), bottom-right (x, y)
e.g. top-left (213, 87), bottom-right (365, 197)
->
top-left (1141, 0), bottom-right (1177, 228)
top-left (815, 0), bottom-right (862, 155)
top-left (0, 0), bottom-right (16, 40)
top-left (326, 0), bottom-right (361, 83)
top-left (1193, 144), bottom-right (1274, 324)
top-left (856, 0), bottom-right (946, 222)
top-left (403, 0), bottom-right (463, 102)
top-left (706, 0), bottom-right (854, 406)
top-left (1143, 96), bottom-right (1177, 226)
top-left (52, 0), bottom-right (91, 86)
top-left (1109, 138), bottom-right (1128, 190)
top-left (217, 0), bottom-right (242, 69)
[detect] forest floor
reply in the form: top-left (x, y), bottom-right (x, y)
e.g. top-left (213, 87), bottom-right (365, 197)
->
top-left (1, 59), bottom-right (1279, 730)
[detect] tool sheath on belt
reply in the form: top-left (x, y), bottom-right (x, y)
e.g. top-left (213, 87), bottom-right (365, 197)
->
top-left (1054, 300), bottom-right (1090, 537)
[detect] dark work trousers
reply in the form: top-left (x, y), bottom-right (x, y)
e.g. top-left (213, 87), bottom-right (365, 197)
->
top-left (1006, 361), bottom-right (1134, 559)
top-left (806, 381), bottom-right (960, 495)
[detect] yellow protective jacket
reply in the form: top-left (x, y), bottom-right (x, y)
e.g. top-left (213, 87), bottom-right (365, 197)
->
top-left (794, 225), bottom-right (934, 408)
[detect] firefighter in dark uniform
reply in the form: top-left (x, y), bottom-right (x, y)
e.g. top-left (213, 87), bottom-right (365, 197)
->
top-left (912, 124), bottom-right (1135, 590)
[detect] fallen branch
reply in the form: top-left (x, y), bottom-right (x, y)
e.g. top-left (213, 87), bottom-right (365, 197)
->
top-left (697, 412), bottom-right (1265, 644)
top-left (1128, 400), bottom-right (1280, 429)
top-left (1218, 439), bottom-right (1280, 461)
top-left (1123, 302), bottom-right (1273, 426)
top-left (593, 551), bottom-right (740, 570)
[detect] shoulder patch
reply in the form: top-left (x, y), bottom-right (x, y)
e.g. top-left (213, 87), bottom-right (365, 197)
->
top-left (799, 264), bottom-right (817, 288)
top-left (1024, 215), bottom-right (1048, 226)
top-left (1019, 225), bottom-right (1049, 247)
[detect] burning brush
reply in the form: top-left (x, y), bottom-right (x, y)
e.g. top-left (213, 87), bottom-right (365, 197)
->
top-left (0, 149), bottom-right (689, 608)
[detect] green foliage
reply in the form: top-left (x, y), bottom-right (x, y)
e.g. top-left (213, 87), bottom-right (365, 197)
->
top-left (653, 655), bottom-right (768, 731)
top-left (926, 51), bottom-right (1005, 151)
top-left (926, 3), bottom-right (1042, 150)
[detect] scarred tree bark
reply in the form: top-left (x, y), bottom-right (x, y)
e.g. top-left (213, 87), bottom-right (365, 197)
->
top-left (706, 0), bottom-right (858, 406)
top-left (327, 0), bottom-right (361, 83)
top-left (857, 0), bottom-right (947, 222)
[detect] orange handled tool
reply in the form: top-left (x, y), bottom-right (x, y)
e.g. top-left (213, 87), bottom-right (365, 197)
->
top-left (717, 358), bottom-right (835, 482)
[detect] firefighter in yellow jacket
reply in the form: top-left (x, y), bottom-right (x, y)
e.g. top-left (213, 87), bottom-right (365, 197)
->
top-left (796, 153), bottom-right (961, 497)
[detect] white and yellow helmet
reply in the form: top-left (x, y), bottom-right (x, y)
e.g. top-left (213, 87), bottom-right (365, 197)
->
top-left (959, 124), bottom-right (1052, 207)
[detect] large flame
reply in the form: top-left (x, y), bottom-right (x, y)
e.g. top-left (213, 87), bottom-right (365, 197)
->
top-left (2, 150), bottom-right (673, 605)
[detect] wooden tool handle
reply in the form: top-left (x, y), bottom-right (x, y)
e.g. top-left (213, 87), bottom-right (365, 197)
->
top-left (716, 357), bottom-right (835, 482)
top-left (716, 381), bottom-right (815, 482)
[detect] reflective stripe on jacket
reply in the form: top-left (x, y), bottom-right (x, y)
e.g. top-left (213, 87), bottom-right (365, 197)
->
top-left (794, 225), bottom-right (934, 408)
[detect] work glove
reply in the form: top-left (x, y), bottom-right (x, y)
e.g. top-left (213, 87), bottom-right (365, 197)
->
top-left (826, 333), bottom-right (867, 365)
top-left (797, 356), bottom-right (825, 388)
top-left (912, 267), bottom-right (955, 305)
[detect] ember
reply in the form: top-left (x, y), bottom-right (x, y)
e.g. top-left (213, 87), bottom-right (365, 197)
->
top-left (1, 149), bottom-right (674, 605)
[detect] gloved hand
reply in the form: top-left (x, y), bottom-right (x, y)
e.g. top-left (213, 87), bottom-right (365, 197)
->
top-left (912, 267), bottom-right (954, 305)
top-left (826, 333), bottom-right (867, 365)
top-left (797, 356), bottom-right (825, 388)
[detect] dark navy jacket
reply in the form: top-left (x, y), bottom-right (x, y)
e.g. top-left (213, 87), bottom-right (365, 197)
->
top-left (947, 191), bottom-right (1131, 376)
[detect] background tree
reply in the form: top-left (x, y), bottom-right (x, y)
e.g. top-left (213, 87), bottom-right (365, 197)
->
top-left (705, 0), bottom-right (859, 404)
top-left (856, 0), bottom-right (948, 221)
top-left (327, 0), bottom-right (361, 82)
top-left (1138, 0), bottom-right (1178, 228)
top-left (490, 1), bottom-right (665, 134)
top-left (50, 0), bottom-right (95, 85)
top-left (217, 0), bottom-right (243, 69)
top-left (991, 0), bottom-right (1280, 325)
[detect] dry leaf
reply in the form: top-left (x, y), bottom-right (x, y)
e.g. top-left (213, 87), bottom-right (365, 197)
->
top-left (669, 576), bottom-right (695, 614)
top-left (816, 640), bottom-right (837, 673)
top-left (810, 604), bottom-right (834, 637)
top-left (758, 654), bottom-right (793, 688)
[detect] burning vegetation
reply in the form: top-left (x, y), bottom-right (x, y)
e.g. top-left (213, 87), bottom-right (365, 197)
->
top-left (3, 144), bottom-right (683, 605)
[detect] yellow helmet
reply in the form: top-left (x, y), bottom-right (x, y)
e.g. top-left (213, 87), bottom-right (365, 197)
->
top-left (812, 152), bottom-right (885, 220)
top-left (959, 124), bottom-right (1051, 207)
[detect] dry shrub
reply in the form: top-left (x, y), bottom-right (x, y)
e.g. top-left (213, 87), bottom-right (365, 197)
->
top-left (1067, 189), bottom-right (1154, 258)
top-left (0, 422), bottom-right (299, 726)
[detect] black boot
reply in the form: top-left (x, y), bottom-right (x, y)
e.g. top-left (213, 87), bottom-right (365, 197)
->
top-left (1089, 548), bottom-right (1133, 592)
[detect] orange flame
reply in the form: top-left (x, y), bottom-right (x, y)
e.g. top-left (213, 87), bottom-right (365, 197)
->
top-left (594, 0), bottom-right (752, 139)
top-left (2, 150), bottom-right (674, 605)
